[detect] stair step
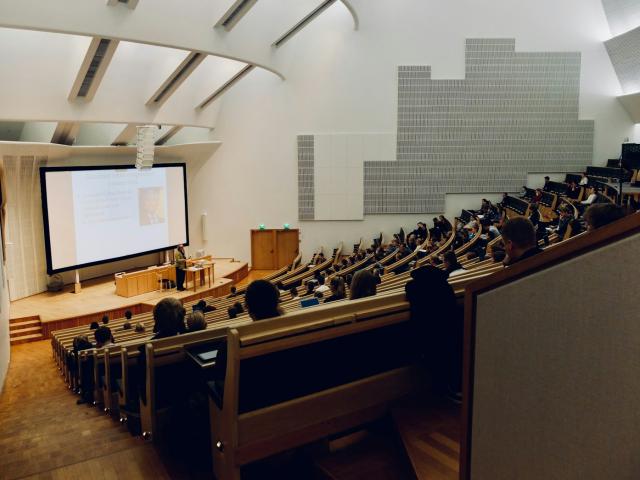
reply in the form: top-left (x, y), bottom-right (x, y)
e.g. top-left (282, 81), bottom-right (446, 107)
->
top-left (10, 326), bottom-right (43, 336)
top-left (9, 320), bottom-right (41, 330)
top-left (10, 333), bottom-right (44, 345)
top-left (391, 397), bottom-right (461, 480)
top-left (9, 316), bottom-right (40, 325)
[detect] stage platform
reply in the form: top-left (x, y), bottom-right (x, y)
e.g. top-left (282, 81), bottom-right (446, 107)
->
top-left (9, 259), bottom-right (248, 337)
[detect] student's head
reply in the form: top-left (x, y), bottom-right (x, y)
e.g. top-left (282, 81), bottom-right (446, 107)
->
top-left (544, 176), bottom-right (550, 182)
top-left (584, 204), bottom-right (625, 231)
top-left (194, 299), bottom-right (207, 312)
top-left (134, 322), bottom-right (145, 333)
top-left (73, 335), bottom-right (92, 352)
top-left (102, 315), bottom-right (109, 325)
top-left (89, 321), bottom-right (99, 330)
top-left (443, 251), bottom-right (458, 269)
top-left (123, 322), bottom-right (132, 330)
top-left (124, 310), bottom-right (132, 320)
top-left (314, 291), bottom-right (323, 299)
top-left (94, 326), bottom-right (112, 348)
top-left (230, 286), bottom-right (237, 294)
top-left (291, 286), bottom-right (299, 298)
top-left (491, 247), bottom-right (506, 263)
top-left (501, 217), bottom-right (537, 261)
top-left (233, 301), bottom-right (244, 314)
top-left (329, 276), bottom-right (346, 298)
top-left (228, 307), bottom-right (238, 319)
top-left (186, 310), bottom-right (207, 332)
top-left (245, 279), bottom-right (281, 321)
top-left (349, 270), bottom-right (378, 300)
top-left (152, 297), bottom-right (186, 337)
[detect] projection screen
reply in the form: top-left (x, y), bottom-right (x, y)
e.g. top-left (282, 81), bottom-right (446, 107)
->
top-left (40, 163), bottom-right (188, 274)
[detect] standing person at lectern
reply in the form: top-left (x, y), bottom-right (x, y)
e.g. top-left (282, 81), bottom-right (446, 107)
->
top-left (175, 244), bottom-right (187, 291)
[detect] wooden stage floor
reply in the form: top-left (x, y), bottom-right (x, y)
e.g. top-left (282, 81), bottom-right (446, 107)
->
top-left (10, 259), bottom-right (248, 324)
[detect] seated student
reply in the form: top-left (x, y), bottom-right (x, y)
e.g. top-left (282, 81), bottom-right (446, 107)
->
top-left (186, 310), bottom-right (207, 332)
top-left (194, 299), bottom-right (215, 313)
top-left (405, 266), bottom-right (462, 401)
top-left (581, 186), bottom-right (598, 205)
top-left (566, 180), bottom-right (580, 199)
top-left (543, 176), bottom-right (551, 191)
top-left (528, 203), bottom-right (549, 246)
top-left (443, 251), bottom-right (466, 278)
top-left (501, 217), bottom-right (543, 265)
top-left (324, 277), bottom-right (346, 303)
top-left (406, 233), bottom-right (417, 251)
top-left (290, 286), bottom-right (300, 300)
top-left (548, 206), bottom-right (572, 239)
top-left (438, 215), bottom-right (453, 234)
top-left (134, 322), bottom-right (146, 333)
top-left (245, 279), bottom-right (282, 321)
top-left (122, 310), bottom-right (133, 330)
top-left (72, 335), bottom-right (94, 402)
top-left (569, 218), bottom-right (584, 237)
top-left (532, 188), bottom-right (543, 204)
top-left (94, 326), bottom-right (114, 348)
top-left (226, 286), bottom-right (238, 298)
top-left (233, 302), bottom-right (244, 314)
top-left (584, 203), bottom-right (625, 231)
top-left (151, 297), bottom-right (186, 340)
top-left (228, 307), bottom-right (238, 319)
top-left (491, 245), bottom-right (506, 263)
top-left (579, 171), bottom-right (589, 186)
top-left (349, 270), bottom-right (377, 300)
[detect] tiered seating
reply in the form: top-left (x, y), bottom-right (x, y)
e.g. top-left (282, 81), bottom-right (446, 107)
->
top-left (48, 177), bottom-right (601, 477)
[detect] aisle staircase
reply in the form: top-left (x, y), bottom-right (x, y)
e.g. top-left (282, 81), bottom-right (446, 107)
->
top-left (312, 394), bottom-right (461, 480)
top-left (9, 315), bottom-right (43, 345)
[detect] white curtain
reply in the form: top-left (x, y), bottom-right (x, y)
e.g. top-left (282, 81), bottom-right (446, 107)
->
top-left (3, 156), bottom-right (48, 300)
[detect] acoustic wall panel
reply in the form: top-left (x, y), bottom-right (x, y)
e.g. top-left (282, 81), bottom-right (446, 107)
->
top-left (298, 39), bottom-right (594, 219)
top-left (297, 135), bottom-right (315, 220)
top-left (364, 39), bottom-right (593, 214)
top-left (3, 156), bottom-right (48, 300)
top-left (605, 26), bottom-right (640, 94)
top-left (601, 0), bottom-right (640, 36)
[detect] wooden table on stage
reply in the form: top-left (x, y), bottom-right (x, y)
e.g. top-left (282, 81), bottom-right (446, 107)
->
top-left (185, 263), bottom-right (215, 292)
top-left (115, 265), bottom-right (176, 298)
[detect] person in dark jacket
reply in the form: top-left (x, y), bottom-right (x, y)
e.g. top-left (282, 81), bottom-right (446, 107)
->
top-left (501, 217), bottom-right (543, 265)
top-left (405, 266), bottom-right (462, 400)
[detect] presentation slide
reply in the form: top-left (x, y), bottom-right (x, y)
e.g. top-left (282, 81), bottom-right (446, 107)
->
top-left (41, 164), bottom-right (188, 273)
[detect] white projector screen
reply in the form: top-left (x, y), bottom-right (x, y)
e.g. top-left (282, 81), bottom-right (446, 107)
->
top-left (40, 164), bottom-right (188, 274)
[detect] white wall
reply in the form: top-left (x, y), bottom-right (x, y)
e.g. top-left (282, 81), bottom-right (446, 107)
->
top-left (186, 0), bottom-right (635, 264)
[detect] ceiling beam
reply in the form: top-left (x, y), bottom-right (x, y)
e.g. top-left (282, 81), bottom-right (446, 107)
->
top-left (272, 0), bottom-right (337, 48)
top-left (146, 52), bottom-right (206, 108)
top-left (51, 122), bottom-right (80, 145)
top-left (111, 123), bottom-right (138, 146)
top-left (68, 37), bottom-right (120, 102)
top-left (197, 64), bottom-right (255, 110)
top-left (155, 126), bottom-right (183, 146)
top-left (215, 0), bottom-right (259, 31)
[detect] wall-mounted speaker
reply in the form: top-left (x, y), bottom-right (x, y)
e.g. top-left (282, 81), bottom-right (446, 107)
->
top-left (201, 212), bottom-right (208, 241)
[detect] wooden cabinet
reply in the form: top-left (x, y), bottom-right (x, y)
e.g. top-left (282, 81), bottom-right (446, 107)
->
top-left (251, 229), bottom-right (299, 270)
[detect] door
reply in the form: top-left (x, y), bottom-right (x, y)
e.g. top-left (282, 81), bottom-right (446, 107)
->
top-left (251, 230), bottom-right (276, 269)
top-left (276, 230), bottom-right (299, 269)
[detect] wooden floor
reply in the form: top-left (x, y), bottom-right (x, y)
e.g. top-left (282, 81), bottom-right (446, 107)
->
top-left (0, 341), bottom-right (172, 479)
top-left (10, 259), bottom-right (246, 323)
